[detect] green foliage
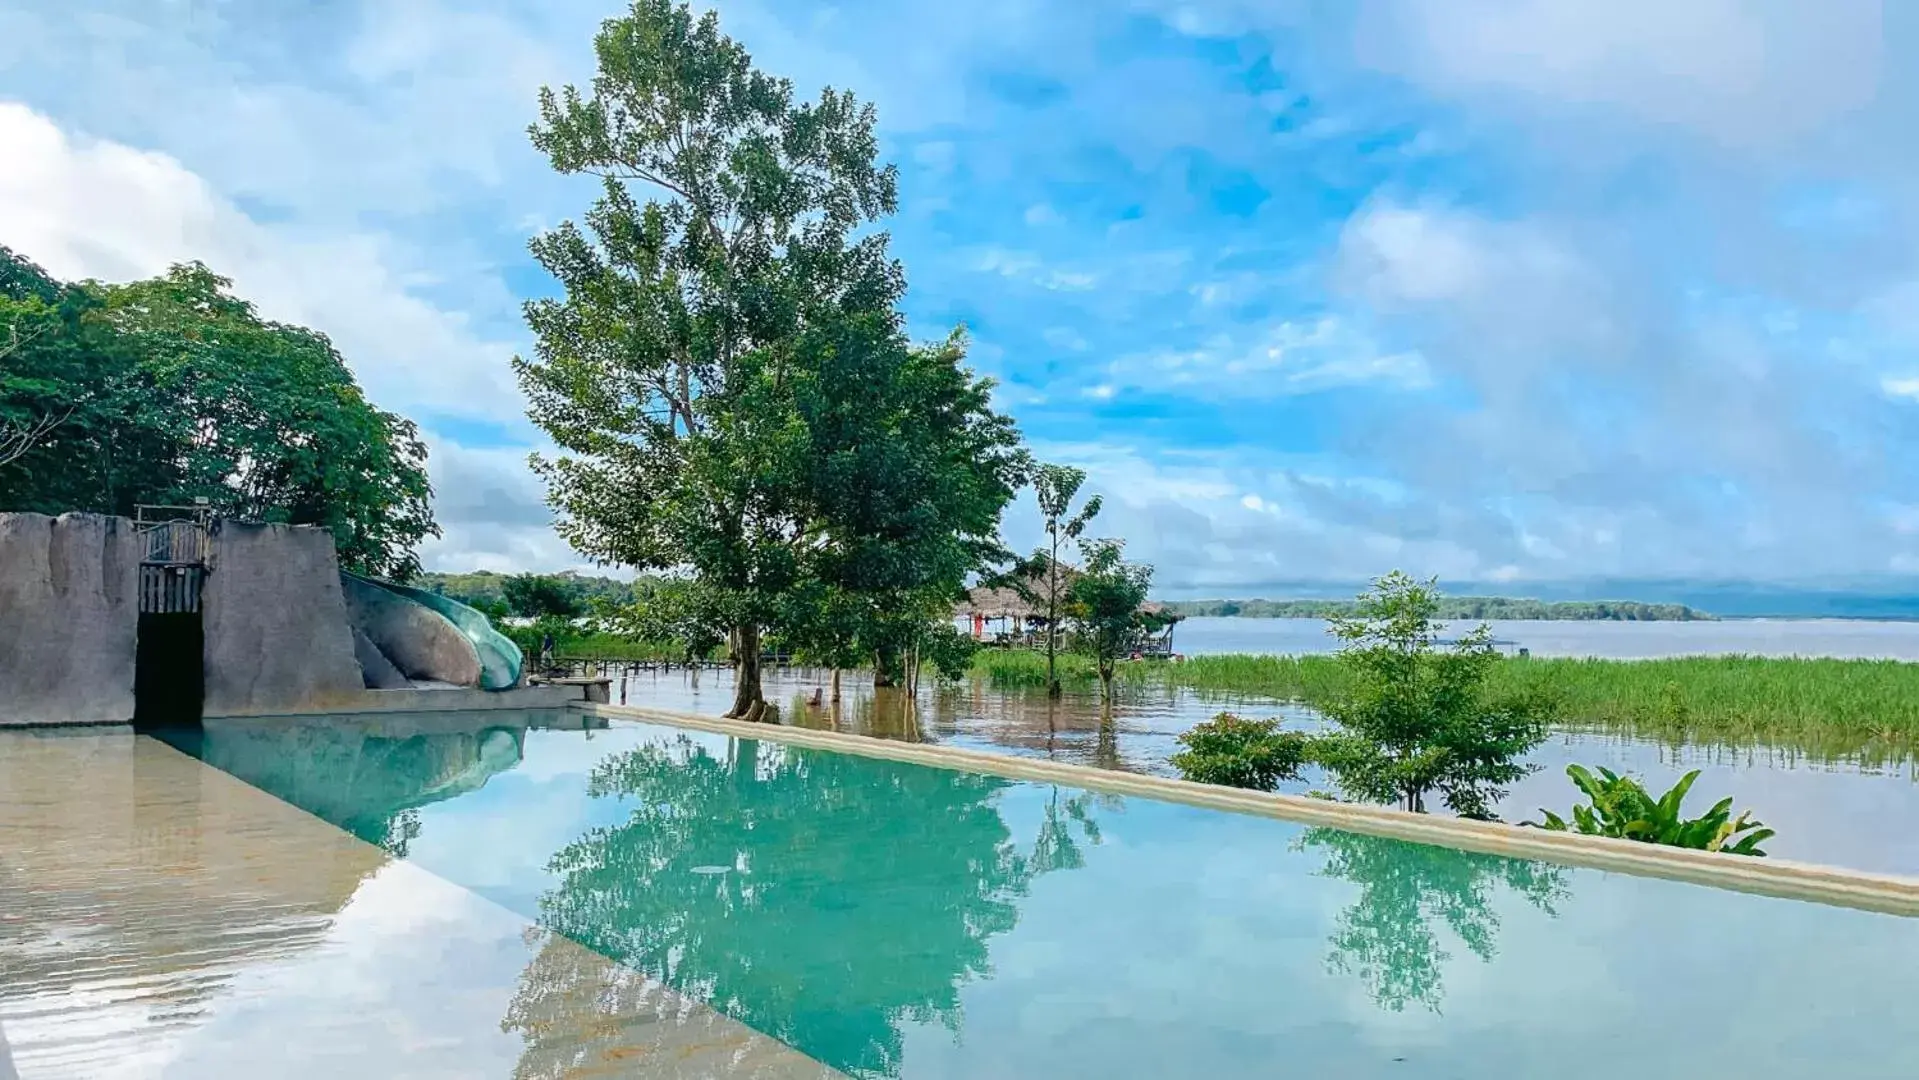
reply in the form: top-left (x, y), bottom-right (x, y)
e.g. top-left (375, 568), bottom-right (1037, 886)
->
top-left (0, 248), bottom-right (437, 578)
top-left (963, 647), bottom-right (1919, 767)
top-left (1066, 537), bottom-right (1153, 698)
top-left (501, 573), bottom-right (585, 619)
top-left (526, 733), bottom-right (1087, 1075)
top-left (916, 622), bottom-right (982, 684)
top-left (968, 647), bottom-right (1099, 689)
top-left (1308, 572), bottom-right (1555, 818)
top-left (420, 569), bottom-right (640, 610)
top-left (1171, 713), bottom-right (1308, 791)
top-left (1525, 765), bottom-right (1774, 856)
top-left (516, 1), bottom-right (1018, 717)
top-left (607, 577), bottom-right (733, 661)
top-left (1299, 827), bottom-right (1568, 1013)
top-left (1005, 462), bottom-right (1101, 697)
top-left (1163, 597), bottom-right (1713, 621)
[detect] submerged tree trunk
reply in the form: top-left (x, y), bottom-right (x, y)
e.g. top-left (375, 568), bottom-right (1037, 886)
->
top-left (1098, 663), bottom-right (1114, 702)
top-left (873, 648), bottom-right (900, 689)
top-left (728, 623), bottom-right (766, 721)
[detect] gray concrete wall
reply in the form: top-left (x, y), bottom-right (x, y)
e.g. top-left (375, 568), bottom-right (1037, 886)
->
top-left (209, 685), bottom-right (579, 718)
top-left (201, 521), bottom-right (366, 717)
top-left (0, 513), bottom-right (141, 726)
top-left (341, 575), bottom-right (482, 688)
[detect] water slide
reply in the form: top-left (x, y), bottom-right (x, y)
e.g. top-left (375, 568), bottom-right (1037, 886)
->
top-left (341, 572), bottom-right (524, 690)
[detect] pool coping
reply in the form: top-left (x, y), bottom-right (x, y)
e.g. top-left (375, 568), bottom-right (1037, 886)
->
top-left (582, 701), bottom-right (1919, 919)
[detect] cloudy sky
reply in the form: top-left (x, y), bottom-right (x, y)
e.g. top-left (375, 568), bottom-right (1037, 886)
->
top-left (4, 0), bottom-right (1919, 595)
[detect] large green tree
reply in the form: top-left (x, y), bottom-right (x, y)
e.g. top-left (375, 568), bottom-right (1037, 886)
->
top-left (0, 248), bottom-right (438, 578)
top-left (516, 1), bottom-right (1021, 719)
top-left (801, 328), bottom-right (1027, 689)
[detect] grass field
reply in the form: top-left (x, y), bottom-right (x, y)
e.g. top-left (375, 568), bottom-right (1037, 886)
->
top-left (968, 648), bottom-right (1919, 761)
top-left (502, 627), bottom-right (688, 663)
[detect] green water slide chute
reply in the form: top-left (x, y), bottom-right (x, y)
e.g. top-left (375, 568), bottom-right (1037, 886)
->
top-left (344, 572), bottom-right (525, 690)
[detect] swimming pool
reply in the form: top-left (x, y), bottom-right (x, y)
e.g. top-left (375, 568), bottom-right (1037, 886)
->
top-left (154, 712), bottom-right (1919, 1078)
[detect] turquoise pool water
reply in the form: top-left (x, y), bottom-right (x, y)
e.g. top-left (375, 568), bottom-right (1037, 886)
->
top-left (165, 715), bottom-right (1919, 1079)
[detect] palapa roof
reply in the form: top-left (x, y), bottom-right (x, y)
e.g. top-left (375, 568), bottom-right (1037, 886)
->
top-left (954, 559), bottom-right (1180, 623)
top-left (954, 558), bottom-right (1078, 619)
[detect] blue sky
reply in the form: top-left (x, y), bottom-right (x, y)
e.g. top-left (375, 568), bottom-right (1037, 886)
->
top-left (4, 0), bottom-right (1919, 595)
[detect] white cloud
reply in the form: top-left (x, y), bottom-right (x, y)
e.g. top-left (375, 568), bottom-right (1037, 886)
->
top-left (970, 246), bottom-right (1100, 292)
top-left (0, 102), bottom-right (527, 423)
top-left (0, 102), bottom-right (573, 570)
top-left (1880, 376), bottom-right (1919, 401)
top-left (1099, 316), bottom-right (1431, 400)
top-left (1024, 203), bottom-right (1062, 226)
top-left (1042, 326), bottom-right (1091, 352)
top-left (1354, 0), bottom-right (1886, 151)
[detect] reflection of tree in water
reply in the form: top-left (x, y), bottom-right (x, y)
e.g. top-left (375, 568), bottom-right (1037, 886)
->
top-left (528, 734), bottom-right (1097, 1078)
top-left (1298, 828), bottom-right (1570, 1014)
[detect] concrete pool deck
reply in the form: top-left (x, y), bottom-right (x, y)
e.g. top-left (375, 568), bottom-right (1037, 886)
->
top-left (0, 729), bottom-right (843, 1079)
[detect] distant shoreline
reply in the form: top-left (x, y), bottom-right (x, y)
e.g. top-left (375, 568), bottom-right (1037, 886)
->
top-left (1159, 598), bottom-right (1716, 622)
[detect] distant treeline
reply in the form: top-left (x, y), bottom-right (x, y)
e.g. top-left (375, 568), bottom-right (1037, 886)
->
top-left (416, 570), bottom-right (638, 612)
top-left (1162, 597), bottom-right (1716, 621)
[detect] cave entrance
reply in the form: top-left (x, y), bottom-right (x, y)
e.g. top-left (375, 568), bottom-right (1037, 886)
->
top-left (132, 505), bottom-right (210, 732)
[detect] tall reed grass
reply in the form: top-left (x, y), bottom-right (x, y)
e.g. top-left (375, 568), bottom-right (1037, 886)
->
top-left (968, 648), bottom-right (1919, 761)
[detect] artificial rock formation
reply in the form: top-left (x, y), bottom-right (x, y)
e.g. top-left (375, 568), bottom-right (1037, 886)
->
top-left (200, 521), bottom-right (366, 717)
top-left (0, 513), bottom-right (141, 726)
top-left (341, 575), bottom-right (483, 688)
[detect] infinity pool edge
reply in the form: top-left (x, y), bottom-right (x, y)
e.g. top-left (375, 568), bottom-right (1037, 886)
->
top-left (583, 701), bottom-right (1919, 919)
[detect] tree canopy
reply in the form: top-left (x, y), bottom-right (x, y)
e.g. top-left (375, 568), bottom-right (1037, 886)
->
top-left (1310, 572), bottom-right (1557, 818)
top-left (517, 0), bottom-right (1022, 715)
top-left (0, 247), bottom-right (437, 579)
top-left (1067, 537), bottom-right (1154, 700)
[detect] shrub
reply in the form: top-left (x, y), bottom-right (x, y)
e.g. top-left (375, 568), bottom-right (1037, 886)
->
top-left (1172, 713), bottom-right (1308, 792)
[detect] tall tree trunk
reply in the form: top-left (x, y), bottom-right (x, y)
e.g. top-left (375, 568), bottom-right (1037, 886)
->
top-left (1098, 664), bottom-right (1113, 702)
top-left (728, 622), bottom-right (765, 721)
top-left (830, 667), bottom-right (841, 703)
top-left (1045, 537), bottom-right (1062, 698)
top-left (873, 648), bottom-right (899, 688)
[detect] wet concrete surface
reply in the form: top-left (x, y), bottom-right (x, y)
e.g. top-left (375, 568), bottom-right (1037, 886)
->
top-left (0, 728), bottom-right (842, 1079)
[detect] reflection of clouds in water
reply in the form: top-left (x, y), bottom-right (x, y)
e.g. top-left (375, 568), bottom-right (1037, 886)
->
top-left (137, 716), bottom-right (1919, 1076)
top-left (620, 669), bottom-right (1919, 875)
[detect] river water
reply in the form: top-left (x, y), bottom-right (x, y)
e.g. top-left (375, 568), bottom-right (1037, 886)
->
top-left (614, 664), bottom-right (1919, 878)
top-left (1171, 615), bottom-right (1919, 659)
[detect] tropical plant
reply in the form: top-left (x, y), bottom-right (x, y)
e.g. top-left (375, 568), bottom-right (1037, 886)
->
top-left (1066, 536), bottom-right (1153, 701)
top-left (1171, 713), bottom-right (1309, 791)
top-left (1307, 571), bottom-right (1556, 818)
top-left (1013, 462), bottom-right (1101, 698)
top-left (1524, 765), bottom-right (1774, 856)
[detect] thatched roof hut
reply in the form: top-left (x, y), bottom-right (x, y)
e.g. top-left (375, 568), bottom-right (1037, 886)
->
top-left (954, 559), bottom-right (1181, 626)
top-left (954, 558), bottom-right (1079, 620)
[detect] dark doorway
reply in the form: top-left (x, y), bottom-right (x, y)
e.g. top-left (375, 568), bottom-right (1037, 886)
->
top-left (133, 565), bottom-right (205, 731)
